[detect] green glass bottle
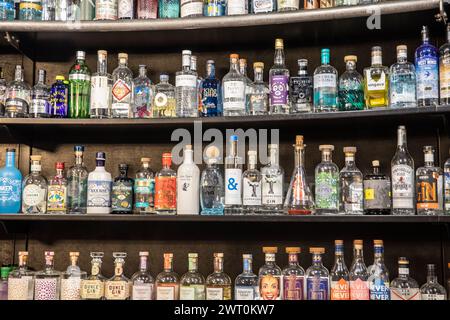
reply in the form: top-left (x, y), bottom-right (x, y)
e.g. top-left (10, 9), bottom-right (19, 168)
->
top-left (69, 51), bottom-right (91, 118)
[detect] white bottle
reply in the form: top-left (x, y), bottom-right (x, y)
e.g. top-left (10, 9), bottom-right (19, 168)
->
top-left (177, 145), bottom-right (200, 215)
top-left (87, 152), bottom-right (112, 214)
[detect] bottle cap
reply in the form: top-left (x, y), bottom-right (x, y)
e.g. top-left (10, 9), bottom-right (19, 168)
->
top-left (139, 251), bottom-right (149, 256)
top-left (230, 135), bottom-right (238, 142)
top-left (118, 52), bottom-right (128, 60)
top-left (321, 48), bottom-right (330, 55)
top-left (373, 239), bottom-right (383, 246)
top-left (343, 146), bottom-right (357, 154)
top-left (298, 59), bottom-right (308, 67)
top-left (230, 53), bottom-right (239, 59)
top-left (182, 50), bottom-right (192, 56)
top-left (74, 145), bottom-right (85, 152)
top-left (263, 247), bottom-right (278, 253)
top-left (45, 251), bottom-right (55, 256)
top-left (56, 162), bottom-right (65, 170)
top-left (309, 247), bottom-right (325, 254)
top-left (30, 155), bottom-right (42, 161)
top-left (344, 55), bottom-right (357, 62)
top-left (97, 50), bottom-right (107, 58)
top-left (188, 253), bottom-right (198, 258)
top-left (243, 254), bottom-right (252, 259)
top-left (319, 145), bottom-right (334, 151)
top-left (253, 62), bottom-right (264, 69)
top-left (335, 240), bottom-right (344, 245)
top-left (96, 152), bottom-right (106, 161)
top-left (18, 251), bottom-right (28, 256)
top-left (295, 135), bottom-right (304, 145)
top-left (206, 59), bottom-right (214, 65)
top-left (398, 257), bottom-right (409, 264)
top-left (286, 247), bottom-right (301, 254)
top-left (214, 252), bottom-right (224, 258)
top-left (55, 75), bottom-right (65, 81)
top-left (69, 252), bottom-right (80, 257)
top-left (185, 145), bottom-right (193, 151)
top-left (423, 145), bottom-right (434, 153)
top-left (160, 73), bottom-right (169, 81)
top-left (6, 148), bottom-right (15, 153)
top-left (371, 46), bottom-right (382, 55)
top-left (248, 150), bottom-right (257, 157)
top-left (353, 239), bottom-right (363, 245)
top-left (372, 160), bottom-right (380, 166)
top-left (397, 45), bottom-right (407, 52)
top-left (119, 163), bottom-right (128, 170)
top-left (275, 38), bottom-right (284, 49)
top-left (141, 157), bottom-right (151, 163)
top-left (76, 51), bottom-right (86, 60)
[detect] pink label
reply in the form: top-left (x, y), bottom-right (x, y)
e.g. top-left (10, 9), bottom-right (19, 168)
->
top-left (350, 278), bottom-right (369, 300)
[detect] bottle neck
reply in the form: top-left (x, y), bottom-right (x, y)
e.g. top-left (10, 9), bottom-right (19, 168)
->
top-left (38, 72), bottom-right (46, 84)
top-left (5, 152), bottom-right (15, 167)
top-left (188, 257), bottom-right (198, 273)
top-left (371, 54), bottom-right (382, 66)
top-left (269, 147), bottom-right (279, 166)
top-left (91, 260), bottom-right (102, 276)
top-left (214, 257), bottom-right (224, 273)
top-left (427, 268), bottom-right (437, 283)
top-left (397, 54), bottom-right (407, 64)
top-left (139, 256), bottom-right (148, 272)
top-left (398, 264), bottom-right (410, 278)
top-left (239, 64), bottom-right (247, 77)
top-left (254, 68), bottom-right (264, 82)
top-left (18, 255), bottom-right (28, 269)
top-left (139, 68), bottom-right (147, 78)
top-left (164, 256), bottom-right (173, 272)
top-left (294, 147), bottom-right (305, 168)
top-left (243, 257), bottom-right (253, 273)
top-left (352, 248), bottom-right (365, 265)
top-left (397, 129), bottom-right (407, 149)
top-left (207, 63), bottom-right (215, 78)
top-left (119, 169), bottom-right (128, 177)
top-left (265, 253), bottom-right (276, 266)
top-left (70, 256), bottom-right (79, 267)
top-left (345, 61), bottom-right (356, 71)
top-left (14, 68), bottom-right (22, 82)
top-left (288, 253), bottom-right (299, 267)
top-left (56, 168), bottom-right (64, 177)
top-left (321, 151), bottom-right (332, 163)
top-left (274, 48), bottom-right (285, 66)
top-left (298, 66), bottom-right (307, 76)
top-left (98, 58), bottom-right (107, 74)
top-left (114, 261), bottom-right (124, 276)
top-left (373, 246), bottom-right (385, 265)
top-left (118, 58), bottom-right (128, 68)
top-left (312, 254), bottom-right (323, 266)
top-left (45, 256), bottom-right (54, 271)
top-left (424, 153), bottom-right (434, 167)
top-left (75, 154), bottom-right (83, 166)
top-left (183, 150), bottom-right (194, 164)
top-left (230, 140), bottom-right (238, 158)
top-left (96, 160), bottom-right (105, 168)
top-left (372, 165), bottom-right (380, 175)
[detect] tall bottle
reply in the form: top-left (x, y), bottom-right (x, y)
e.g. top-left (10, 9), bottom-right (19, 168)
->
top-left (7, 251), bottom-right (34, 300)
top-left (315, 145), bottom-right (339, 214)
top-left (34, 251), bottom-right (61, 300)
top-left (416, 146), bottom-right (443, 215)
top-left (391, 126), bottom-right (415, 215)
top-left (440, 24), bottom-right (450, 105)
top-left (0, 67), bottom-right (6, 116)
top-left (239, 58), bottom-right (252, 111)
top-left (176, 50), bottom-right (198, 118)
top-left (206, 253), bottom-right (232, 300)
top-left (290, 59), bottom-right (313, 113)
top-left (444, 150), bottom-right (450, 214)
top-left (67, 146), bottom-right (88, 214)
top-left (261, 144), bottom-right (284, 214)
top-left (90, 50), bottom-right (112, 119)
top-left (131, 251), bottom-right (154, 300)
top-left (200, 145), bottom-right (224, 215)
top-left (224, 135), bottom-right (243, 214)
top-left (390, 257), bottom-right (420, 300)
top-left (111, 53), bottom-right (133, 118)
top-left (420, 264), bottom-right (447, 300)
top-left (269, 38), bottom-right (290, 114)
top-left (30, 69), bottom-right (51, 118)
top-left (154, 153), bottom-right (177, 215)
top-left (242, 150), bottom-right (262, 214)
top-left (132, 65), bottom-right (152, 118)
top-left (339, 146), bottom-right (363, 215)
top-left (313, 49), bottom-right (338, 112)
top-left (234, 254), bottom-right (258, 300)
top-left (87, 152), bottom-right (112, 214)
top-left (349, 240), bottom-right (369, 300)
top-left (201, 60), bottom-right (222, 117)
top-left (134, 157), bottom-right (155, 214)
top-left (80, 252), bottom-right (106, 300)
top-left (105, 252), bottom-right (131, 300)
top-left (153, 73), bottom-right (176, 118)
top-left (69, 50), bottom-right (91, 118)
top-left (222, 54), bottom-right (246, 116)
top-left (5, 65), bottom-right (30, 118)
top-left (0, 148), bottom-right (22, 213)
top-left (111, 164), bottom-right (134, 214)
top-left (282, 247), bottom-right (305, 300)
top-left (258, 247), bottom-right (282, 300)
top-left (248, 62), bottom-right (269, 115)
top-left (22, 155), bottom-right (47, 214)
top-left (389, 45), bottom-right (417, 108)
top-left (156, 253), bottom-right (179, 300)
top-left (364, 46), bottom-right (389, 109)
top-left (415, 26), bottom-right (439, 107)
top-left (305, 247), bottom-right (329, 300)
top-left (330, 240), bottom-right (349, 300)
top-left (338, 55), bottom-right (364, 111)
top-left (368, 240), bottom-right (390, 300)
top-left (177, 145), bottom-right (200, 215)
top-left (46, 162), bottom-right (68, 214)
top-left (180, 253), bottom-right (205, 300)
top-left (363, 160), bottom-right (391, 215)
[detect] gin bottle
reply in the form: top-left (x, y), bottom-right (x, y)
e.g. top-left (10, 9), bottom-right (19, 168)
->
top-left (67, 146), bottom-right (88, 214)
top-left (34, 251), bottom-right (61, 300)
top-left (389, 45), bottom-right (417, 108)
top-left (420, 264), bottom-right (447, 300)
top-left (226, 0), bottom-right (247, 15)
top-left (338, 55), bottom-right (364, 111)
top-left (158, 0), bottom-right (180, 18)
top-left (290, 59), bottom-right (313, 113)
top-left (0, 0), bottom-right (14, 20)
top-left (50, 75), bottom-right (69, 117)
top-left (364, 160), bottom-right (391, 215)
top-left (69, 50), bottom-right (91, 118)
top-left (415, 26), bottom-right (439, 107)
top-left (201, 60), bottom-right (222, 117)
top-left (154, 153), bottom-right (177, 215)
top-left (153, 73), bottom-right (176, 118)
top-left (364, 46), bottom-right (389, 109)
top-left (204, 0), bottom-right (225, 16)
top-left (134, 157), bottom-right (155, 214)
top-left (190, 55), bottom-right (202, 114)
top-left (416, 146), bottom-right (443, 215)
top-left (222, 54), bottom-right (246, 116)
top-left (5, 65), bottom-right (31, 118)
top-left (242, 150), bottom-right (262, 214)
top-left (349, 240), bottom-right (369, 300)
top-left (251, 0), bottom-right (275, 13)
top-left (80, 0), bottom-right (95, 19)
top-left (284, 135), bottom-right (314, 215)
top-left (118, 0), bottom-right (134, 18)
top-left (156, 253), bottom-right (180, 300)
top-left (90, 50), bottom-right (112, 119)
top-left (339, 146), bottom-right (363, 215)
top-left (87, 152), bottom-right (112, 214)
top-left (368, 240), bottom-right (390, 300)
top-left (180, 253), bottom-right (205, 300)
top-left (42, 0), bottom-right (56, 20)
top-left (131, 251), bottom-right (154, 300)
top-left (330, 240), bottom-right (350, 300)
top-left (269, 38), bottom-right (290, 114)
top-left (95, 0), bottom-right (118, 19)
top-left (235, 254), bottom-right (258, 300)
top-left (224, 135), bottom-right (243, 214)
top-left (315, 145), bottom-right (339, 214)
top-left (390, 257), bottom-right (420, 300)
top-left (0, 148), bottom-right (22, 213)
top-left (444, 150), bottom-right (450, 214)
top-left (22, 155), bottom-right (47, 214)
top-left (111, 53), bottom-right (133, 118)
top-left (176, 50), bottom-right (198, 117)
top-left (206, 253), bottom-right (232, 300)
top-left (105, 252), bottom-right (131, 300)
top-left (440, 24), bottom-right (450, 105)
top-left (180, 0), bottom-right (203, 17)
top-left (0, 68), bottom-right (6, 116)
top-left (277, 0), bottom-right (298, 11)
top-left (313, 49), bottom-right (338, 112)
top-left (200, 146), bottom-right (224, 215)
top-left (261, 144), bottom-right (284, 214)
top-left (19, 0), bottom-right (43, 20)
top-left (111, 164), bottom-right (134, 214)
top-left (248, 62), bottom-right (269, 115)
top-left (177, 144), bottom-right (200, 215)
top-left (132, 65), bottom-right (153, 118)
top-left (30, 69), bottom-right (51, 118)
top-left (239, 58), bottom-right (252, 112)
top-left (258, 247), bottom-right (282, 300)
top-left (391, 126), bottom-right (415, 215)
top-left (137, 0), bottom-right (157, 18)
top-left (46, 162), bottom-right (68, 214)
top-left (61, 252), bottom-right (87, 300)
top-left (282, 247), bottom-right (305, 300)
top-left (80, 252), bottom-right (106, 300)
top-left (305, 247), bottom-right (329, 300)
top-left (7, 251), bottom-right (34, 300)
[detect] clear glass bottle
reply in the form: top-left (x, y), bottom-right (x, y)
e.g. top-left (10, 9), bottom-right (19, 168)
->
top-left (0, 148), bottom-right (22, 213)
top-left (69, 50), bottom-right (91, 118)
top-left (118, 0), bottom-right (134, 18)
top-left (180, 253), bottom-right (205, 300)
top-left (80, 0), bottom-right (95, 19)
top-left (206, 253), bottom-right (232, 300)
top-left (111, 164), bottom-right (134, 214)
top-left (90, 50), bottom-right (112, 119)
top-left (134, 157), bottom-right (155, 214)
top-left (338, 55), bottom-right (364, 111)
top-left (201, 60), bottom-right (222, 117)
top-left (61, 252), bottom-right (87, 300)
top-left (95, 0), bottom-right (118, 19)
top-left (180, 0), bottom-right (202, 17)
top-left (200, 146), bottom-right (224, 215)
top-left (282, 247), bottom-right (305, 300)
top-left (368, 240), bottom-right (390, 300)
top-left (30, 69), bottom-right (51, 118)
top-left (111, 53), bottom-right (133, 118)
top-left (5, 65), bottom-right (31, 118)
top-left (22, 155), bottom-right (47, 214)
top-left (226, 0), bottom-right (247, 15)
top-left (269, 38), bottom-right (290, 114)
top-left (277, 0), bottom-right (298, 11)
top-left (284, 135), bottom-right (315, 215)
top-left (242, 150), bottom-right (262, 214)
top-left (261, 144), bottom-right (284, 214)
top-left (239, 58), bottom-right (252, 113)
top-left (389, 45), bottom-right (417, 109)
top-left (315, 145), bottom-right (339, 214)
top-left (131, 251), bottom-right (154, 300)
top-left (290, 59), bottom-right (313, 113)
top-left (105, 252), bottom-right (131, 300)
top-left (330, 240), bottom-right (350, 300)
top-left (251, 0), bottom-right (275, 13)
top-left (248, 62), bottom-right (269, 115)
top-left (80, 252), bottom-right (106, 300)
top-left (34, 251), bottom-right (61, 300)
top-left (87, 152), bottom-right (112, 214)
top-left (158, 0), bottom-right (179, 18)
top-left (420, 264), bottom-right (447, 300)
top-left (0, 67), bottom-right (6, 116)
top-left (132, 65), bottom-right (153, 118)
top-left (224, 135), bottom-right (243, 214)
top-left (444, 150), bottom-right (450, 214)
top-left (364, 46), bottom-right (389, 109)
top-left (364, 160), bottom-right (391, 215)
top-left (222, 54), bottom-right (246, 116)
top-left (416, 146), bottom-right (443, 215)
top-left (390, 257), bottom-right (420, 300)
top-left (415, 26), bottom-right (439, 107)
top-left (46, 162), bottom-right (68, 214)
top-left (391, 126), bottom-right (415, 215)
top-left (154, 153), bottom-right (177, 215)
top-left (153, 73), bottom-right (176, 118)
top-left (177, 144), bottom-right (200, 215)
top-left (440, 24), bottom-right (450, 105)
top-left (339, 146), bottom-right (363, 215)
top-left (156, 253), bottom-right (179, 300)
top-left (305, 247), bottom-right (329, 300)
top-left (258, 247), bottom-right (282, 300)
top-left (204, 0), bottom-right (225, 15)
top-left (8, 251), bottom-right (34, 300)
top-left (313, 49), bottom-right (338, 112)
top-left (137, 0), bottom-right (157, 18)
top-left (67, 145), bottom-right (88, 214)
top-left (41, 0), bottom-right (55, 20)
top-left (50, 75), bottom-right (69, 117)
top-left (349, 240), bottom-right (369, 300)
top-left (235, 254), bottom-right (258, 300)
top-left (175, 50), bottom-right (198, 118)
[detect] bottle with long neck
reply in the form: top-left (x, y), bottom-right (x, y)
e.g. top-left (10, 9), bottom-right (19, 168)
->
top-left (222, 54), bottom-right (246, 116)
top-left (0, 67), bottom-right (6, 116)
top-left (224, 135), bottom-right (243, 214)
top-left (368, 240), bottom-right (390, 300)
top-left (80, 252), bottom-right (106, 300)
top-left (349, 240), bottom-right (369, 300)
top-left (330, 240), bottom-right (349, 300)
top-left (87, 152), bottom-right (112, 214)
top-left (67, 145), bottom-right (88, 214)
top-left (269, 38), bottom-right (290, 114)
top-left (420, 264), bottom-right (447, 300)
top-left (242, 150), bottom-right (262, 214)
top-left (90, 50), bottom-right (112, 118)
top-left (239, 58), bottom-right (252, 112)
top-left (131, 251), bottom-right (154, 300)
top-left (261, 144), bottom-right (284, 214)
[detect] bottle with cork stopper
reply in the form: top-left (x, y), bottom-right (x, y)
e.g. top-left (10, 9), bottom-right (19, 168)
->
top-left (363, 160), bottom-right (391, 215)
top-left (339, 146), bottom-right (364, 215)
top-left (315, 144), bottom-right (339, 214)
top-left (282, 247), bottom-right (305, 300)
top-left (258, 247), bottom-right (282, 300)
top-left (306, 247), bottom-right (329, 300)
top-left (349, 239), bottom-right (369, 300)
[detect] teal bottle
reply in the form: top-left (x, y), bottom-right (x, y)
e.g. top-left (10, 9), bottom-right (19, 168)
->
top-left (313, 49), bottom-right (338, 112)
top-left (158, 0), bottom-right (179, 18)
top-left (0, 149), bottom-right (22, 213)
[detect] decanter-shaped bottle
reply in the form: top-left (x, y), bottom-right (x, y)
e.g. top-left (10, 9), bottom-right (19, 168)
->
top-left (34, 251), bottom-right (61, 300)
top-left (7, 251), bottom-right (34, 300)
top-left (80, 252), bottom-right (106, 300)
top-left (105, 252), bottom-right (131, 300)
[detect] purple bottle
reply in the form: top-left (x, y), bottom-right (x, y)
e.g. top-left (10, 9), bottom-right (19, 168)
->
top-left (50, 75), bottom-right (68, 117)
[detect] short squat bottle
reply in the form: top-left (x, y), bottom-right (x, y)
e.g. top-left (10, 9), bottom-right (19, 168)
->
top-left (416, 146), bottom-right (443, 215)
top-left (420, 264), bottom-right (447, 300)
top-left (364, 160), bottom-right (391, 215)
top-left (390, 257), bottom-right (420, 300)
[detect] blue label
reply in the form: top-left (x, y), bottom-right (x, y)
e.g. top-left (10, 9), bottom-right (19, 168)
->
top-left (0, 177), bottom-right (21, 202)
top-left (416, 57), bottom-right (438, 100)
top-left (306, 277), bottom-right (329, 300)
top-left (369, 278), bottom-right (390, 300)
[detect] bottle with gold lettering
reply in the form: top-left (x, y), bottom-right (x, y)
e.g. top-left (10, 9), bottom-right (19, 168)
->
top-left (80, 252), bottom-right (106, 300)
top-left (416, 146), bottom-right (443, 215)
top-left (104, 252), bottom-right (131, 300)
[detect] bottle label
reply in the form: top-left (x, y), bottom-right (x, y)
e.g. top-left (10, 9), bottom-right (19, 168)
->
top-left (283, 275), bottom-right (304, 300)
top-left (177, 171), bottom-right (199, 214)
top-left (235, 286), bottom-right (258, 300)
top-left (290, 76), bottom-right (312, 111)
top-left (390, 288), bottom-right (420, 300)
top-left (95, 0), bottom-right (118, 19)
top-left (306, 277), bottom-right (329, 300)
top-left (112, 182), bottom-right (133, 212)
top-left (91, 76), bottom-right (110, 110)
top-left (445, 171), bottom-right (450, 211)
top-left (132, 283), bottom-right (153, 300)
top-left (262, 175), bottom-right (283, 205)
top-left (391, 164), bottom-right (414, 209)
top-left (278, 0), bottom-right (298, 9)
top-left (87, 180), bottom-right (112, 208)
top-left (249, 92), bottom-right (268, 114)
top-left (206, 1), bottom-right (225, 16)
top-left (242, 178), bottom-right (261, 206)
top-left (180, 285), bottom-right (205, 300)
top-left (206, 287), bottom-right (224, 300)
top-left (365, 70), bottom-right (387, 91)
top-left (223, 81), bottom-right (245, 111)
top-left (314, 73), bottom-right (337, 89)
top-left (440, 55), bottom-right (450, 99)
top-left (154, 177), bottom-right (177, 210)
top-left (369, 279), bottom-right (390, 300)
top-left (34, 278), bottom-right (59, 300)
top-left (331, 278), bottom-right (350, 300)
top-left (133, 85), bottom-right (151, 118)
top-left (390, 75), bottom-right (416, 105)
top-left (112, 79), bottom-right (131, 103)
top-left (118, 0), bottom-right (133, 18)
top-left (180, 0), bottom-right (203, 17)
top-left (225, 168), bottom-right (242, 205)
top-left (80, 279), bottom-right (104, 299)
top-left (30, 98), bottom-right (50, 114)
top-left (315, 172), bottom-right (339, 210)
top-left (363, 179), bottom-right (391, 210)
top-left (252, 0), bottom-right (274, 13)
top-left (47, 185), bottom-right (67, 212)
top-left (421, 293), bottom-right (446, 300)
top-left (227, 0), bottom-right (247, 14)
top-left (134, 177), bottom-right (154, 208)
top-left (5, 97), bottom-right (28, 114)
top-left (416, 57), bottom-right (439, 100)
top-left (175, 75), bottom-right (197, 88)
top-left (259, 275), bottom-right (282, 300)
top-left (105, 280), bottom-right (130, 300)
top-left (23, 184), bottom-right (46, 206)
top-left (69, 74), bottom-right (91, 82)
top-left (269, 75), bottom-right (289, 106)
top-left (0, 177), bottom-right (21, 203)
top-left (343, 181), bottom-right (363, 212)
top-left (416, 173), bottom-right (441, 210)
top-left (61, 277), bottom-right (82, 300)
top-left (201, 86), bottom-right (219, 112)
top-left (350, 279), bottom-right (369, 300)
top-left (7, 277), bottom-right (32, 300)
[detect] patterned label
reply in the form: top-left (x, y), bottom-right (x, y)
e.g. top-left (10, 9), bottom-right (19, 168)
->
top-left (96, 0), bottom-right (118, 19)
top-left (154, 177), bottom-right (176, 210)
top-left (290, 76), bottom-right (312, 111)
top-left (259, 275), bottom-right (281, 300)
top-left (252, 0), bottom-right (274, 13)
top-left (350, 279), bottom-right (369, 300)
top-left (118, 0), bottom-right (133, 18)
top-left (315, 172), bottom-right (339, 210)
top-left (416, 173), bottom-right (440, 209)
top-left (180, 0), bottom-right (203, 17)
top-left (0, 177), bottom-right (21, 203)
top-left (134, 178), bottom-right (154, 208)
top-left (262, 175), bottom-right (283, 205)
top-left (306, 277), bottom-right (329, 300)
top-left (112, 79), bottom-right (131, 102)
top-left (223, 81), bottom-right (245, 110)
top-left (369, 278), bottom-right (390, 300)
top-left (132, 283), bottom-right (153, 300)
top-left (35, 278), bottom-right (59, 300)
top-left (47, 185), bottom-right (67, 212)
top-left (23, 184), bottom-right (46, 206)
top-left (80, 279), bottom-right (104, 299)
top-left (8, 277), bottom-right (32, 300)
top-left (61, 277), bottom-right (82, 300)
top-left (235, 287), bottom-right (258, 300)
top-left (391, 164), bottom-right (414, 209)
top-left (112, 182), bottom-right (133, 212)
top-left (269, 75), bottom-right (289, 105)
top-left (331, 278), bottom-right (350, 300)
top-left (105, 281), bottom-right (130, 300)
top-left (87, 180), bottom-right (112, 208)
top-left (278, 0), bottom-right (298, 9)
top-left (242, 178), bottom-right (261, 206)
top-left (365, 70), bottom-right (387, 91)
top-left (225, 168), bottom-right (242, 205)
top-left (390, 288), bottom-right (420, 300)
top-left (283, 275), bottom-right (303, 300)
top-left (416, 57), bottom-right (439, 100)
top-left (179, 285), bottom-right (205, 300)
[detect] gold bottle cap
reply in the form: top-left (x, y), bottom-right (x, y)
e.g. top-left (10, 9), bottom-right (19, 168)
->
top-left (30, 155), bottom-right (42, 161)
top-left (309, 247), bottom-right (325, 254)
top-left (69, 252), bottom-right (80, 257)
top-left (398, 257), bottom-right (409, 264)
top-left (118, 52), bottom-right (128, 60)
top-left (335, 240), bottom-right (344, 245)
top-left (343, 146), bottom-right (357, 154)
top-left (205, 145), bottom-right (220, 159)
top-left (373, 240), bottom-right (383, 246)
top-left (296, 135), bottom-right (304, 146)
top-left (55, 75), bottom-right (65, 81)
top-left (344, 55), bottom-right (357, 62)
top-left (253, 62), bottom-right (264, 69)
top-left (275, 38), bottom-right (284, 49)
top-left (164, 253), bottom-right (173, 258)
top-left (141, 157), bottom-right (151, 163)
top-left (354, 239), bottom-right (363, 245)
top-left (214, 252), bottom-right (224, 258)
top-left (286, 247), bottom-right (301, 254)
top-left (319, 144), bottom-right (334, 151)
top-left (263, 247), bottom-right (278, 253)
top-left (18, 251), bottom-right (28, 256)
top-left (230, 53), bottom-right (239, 59)
top-left (372, 160), bottom-right (380, 166)
top-left (188, 253), bottom-right (198, 258)
top-left (139, 251), bottom-right (149, 256)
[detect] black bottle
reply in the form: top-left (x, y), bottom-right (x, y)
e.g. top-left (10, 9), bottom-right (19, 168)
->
top-left (111, 164), bottom-right (134, 214)
top-left (363, 160), bottom-right (391, 215)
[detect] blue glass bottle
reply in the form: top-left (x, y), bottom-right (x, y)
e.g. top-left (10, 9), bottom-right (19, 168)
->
top-left (158, 0), bottom-right (179, 18)
top-left (415, 26), bottom-right (439, 107)
top-left (204, 0), bottom-right (225, 16)
top-left (0, 0), bottom-right (15, 20)
top-left (50, 75), bottom-right (68, 118)
top-left (0, 149), bottom-right (22, 214)
top-left (200, 146), bottom-right (224, 215)
top-left (19, 0), bottom-right (43, 20)
top-left (201, 60), bottom-right (222, 117)
top-left (313, 49), bottom-right (338, 112)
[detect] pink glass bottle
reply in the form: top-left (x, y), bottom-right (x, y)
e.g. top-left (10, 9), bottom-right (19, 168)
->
top-left (137, 0), bottom-right (158, 19)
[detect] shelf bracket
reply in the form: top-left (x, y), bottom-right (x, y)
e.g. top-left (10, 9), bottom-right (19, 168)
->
top-left (435, 0), bottom-right (448, 24)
